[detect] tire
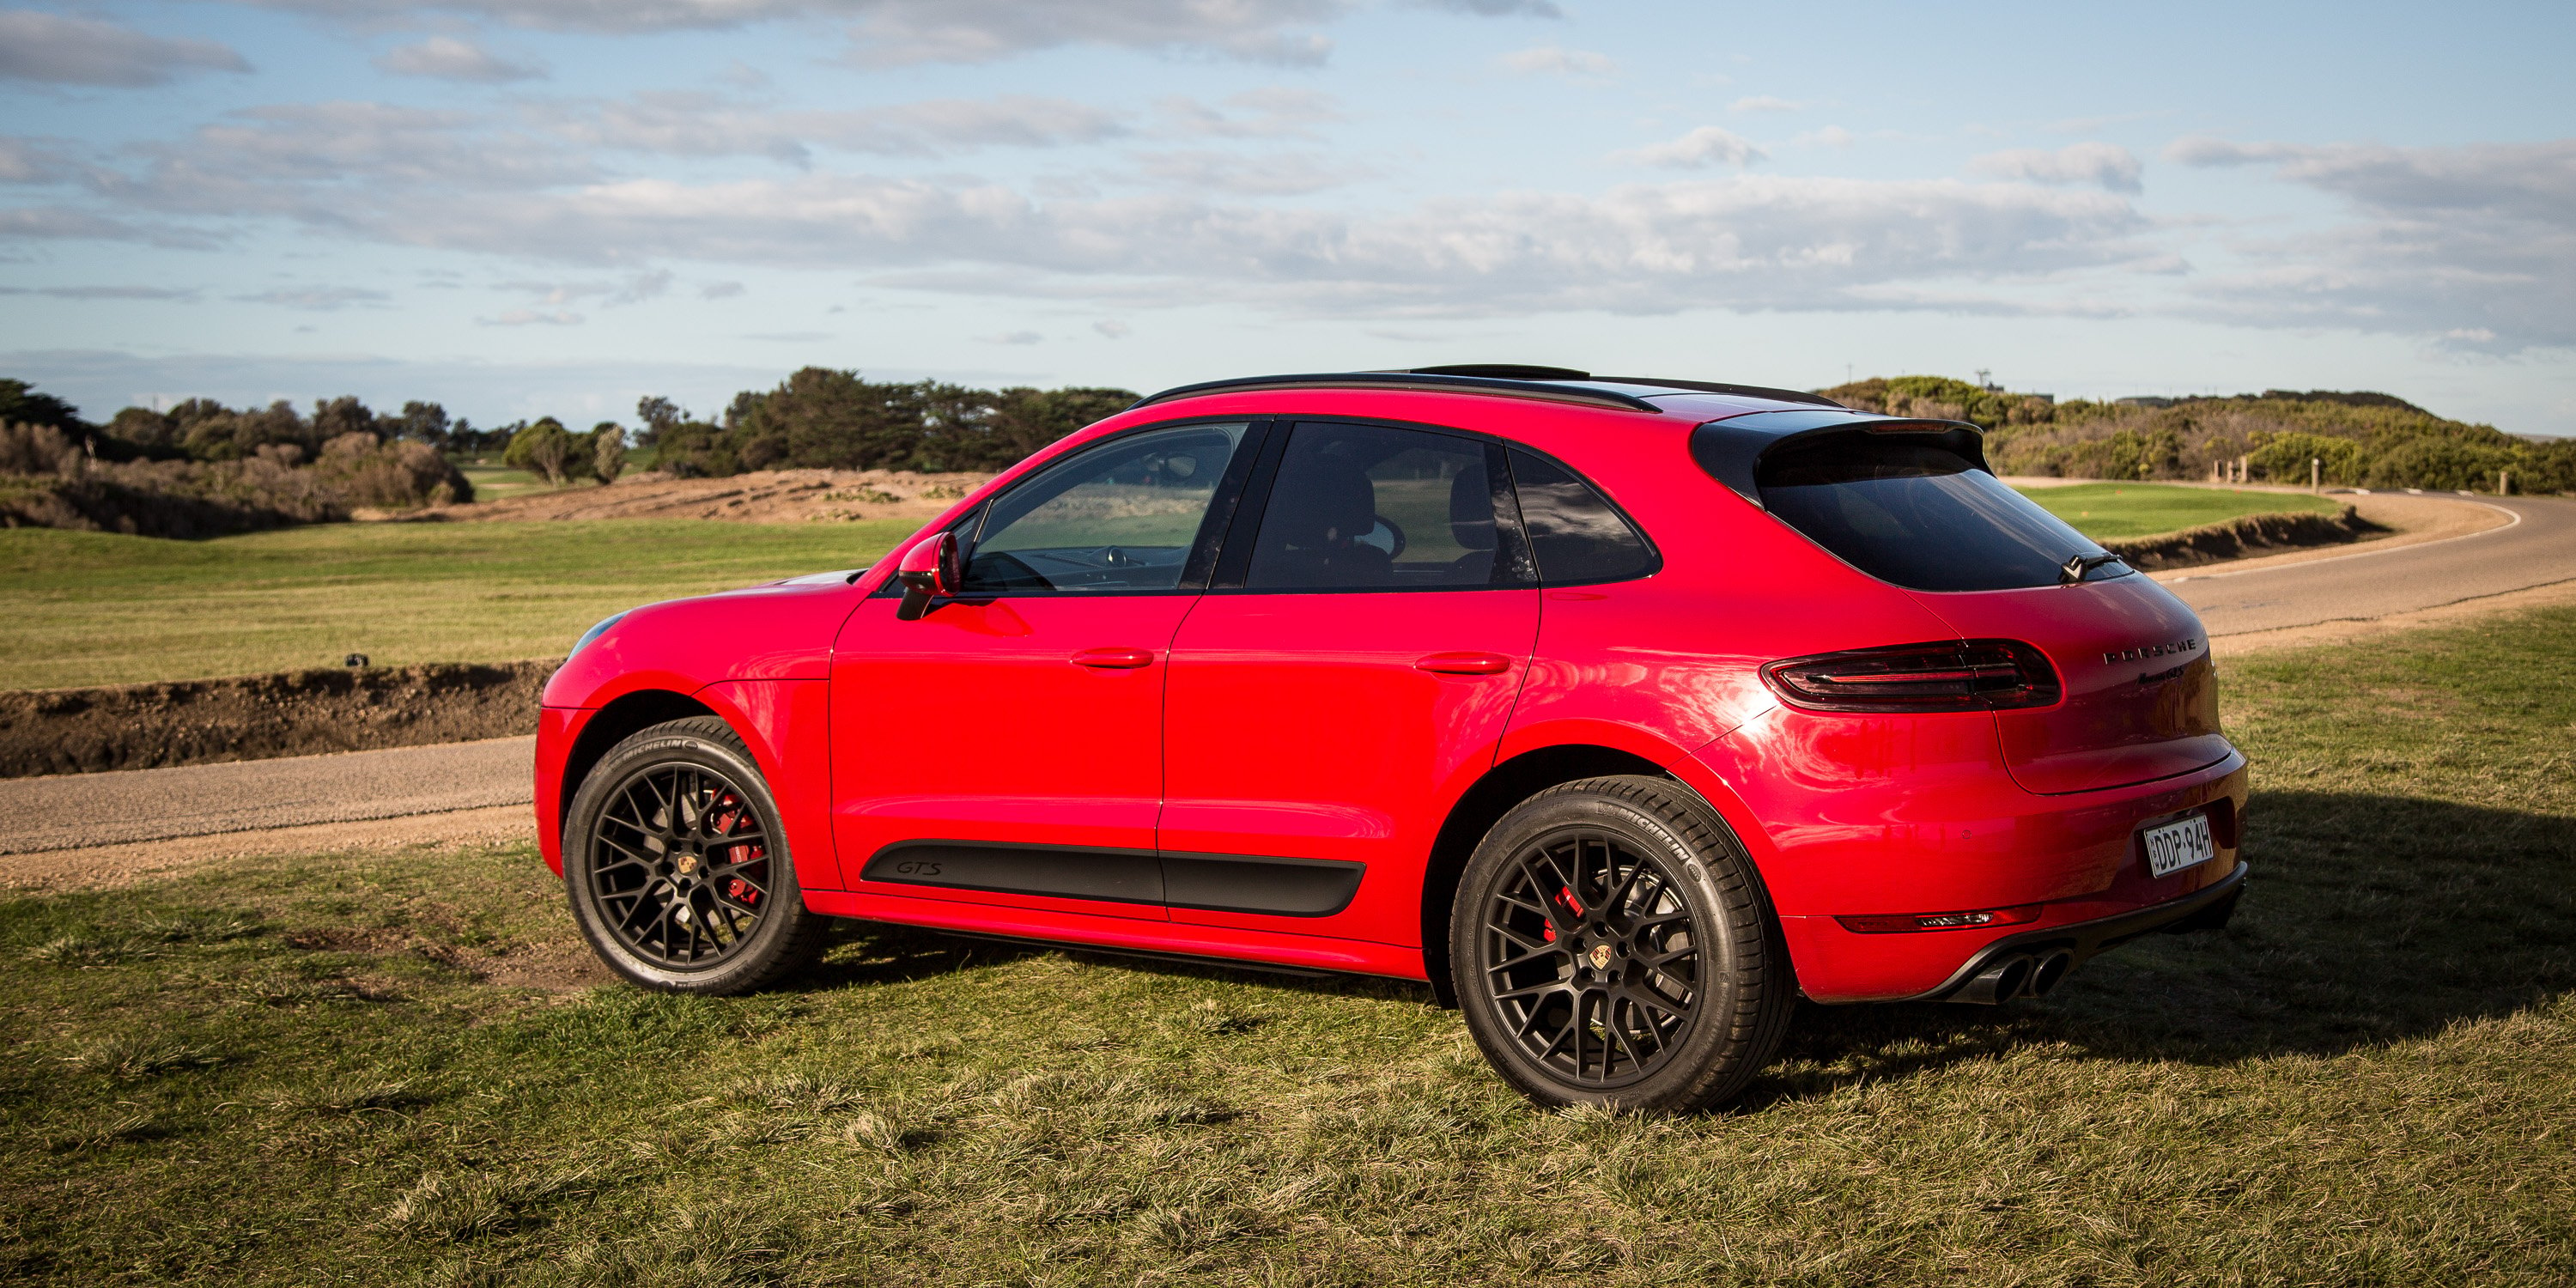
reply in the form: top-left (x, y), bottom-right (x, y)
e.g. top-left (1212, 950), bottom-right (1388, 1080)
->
top-left (562, 716), bottom-right (829, 994)
top-left (1449, 775), bottom-right (1793, 1113)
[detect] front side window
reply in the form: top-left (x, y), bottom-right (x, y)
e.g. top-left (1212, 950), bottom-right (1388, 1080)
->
top-left (962, 422), bottom-right (1251, 593)
top-left (1507, 449), bottom-right (1657, 585)
top-left (1243, 422), bottom-right (1511, 592)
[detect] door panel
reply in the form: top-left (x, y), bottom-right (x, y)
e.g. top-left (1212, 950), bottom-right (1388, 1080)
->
top-left (1160, 591), bottom-right (1540, 942)
top-left (831, 593), bottom-right (1194, 920)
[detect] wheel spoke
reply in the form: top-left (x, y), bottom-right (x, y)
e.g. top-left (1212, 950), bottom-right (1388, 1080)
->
top-left (1479, 826), bottom-right (1710, 1089)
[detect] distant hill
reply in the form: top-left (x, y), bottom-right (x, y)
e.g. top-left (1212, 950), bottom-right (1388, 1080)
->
top-left (1816, 375), bottom-right (2573, 494)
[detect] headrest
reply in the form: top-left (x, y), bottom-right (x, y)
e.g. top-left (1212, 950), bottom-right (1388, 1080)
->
top-left (1269, 459), bottom-right (1376, 546)
top-left (1449, 467), bottom-right (1496, 552)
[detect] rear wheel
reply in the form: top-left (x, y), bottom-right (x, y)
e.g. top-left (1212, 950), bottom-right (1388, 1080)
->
top-left (1450, 775), bottom-right (1792, 1112)
top-left (563, 716), bottom-right (828, 994)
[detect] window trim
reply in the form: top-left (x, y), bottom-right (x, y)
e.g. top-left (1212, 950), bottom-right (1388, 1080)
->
top-left (1503, 444), bottom-right (1666, 588)
top-left (869, 415), bottom-right (1271, 601)
top-left (1205, 416), bottom-right (1541, 596)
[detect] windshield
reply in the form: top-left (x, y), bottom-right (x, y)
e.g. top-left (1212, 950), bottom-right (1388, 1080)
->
top-left (1755, 440), bottom-right (2128, 592)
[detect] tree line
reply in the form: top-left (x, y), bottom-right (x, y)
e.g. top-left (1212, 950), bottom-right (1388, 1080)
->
top-left (1822, 375), bottom-right (2576, 494)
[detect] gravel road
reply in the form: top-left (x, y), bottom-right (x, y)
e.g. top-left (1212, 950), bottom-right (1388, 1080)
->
top-left (8, 494), bottom-right (2572, 866)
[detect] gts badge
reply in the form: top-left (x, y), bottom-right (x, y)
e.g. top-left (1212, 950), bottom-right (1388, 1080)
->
top-left (891, 860), bottom-right (943, 877)
top-left (2105, 638), bottom-right (2198, 665)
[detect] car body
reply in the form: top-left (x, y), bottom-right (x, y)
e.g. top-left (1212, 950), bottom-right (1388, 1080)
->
top-left (538, 367), bottom-right (2247, 1108)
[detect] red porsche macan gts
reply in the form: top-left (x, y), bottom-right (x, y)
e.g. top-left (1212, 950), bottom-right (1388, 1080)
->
top-left (537, 366), bottom-right (2248, 1112)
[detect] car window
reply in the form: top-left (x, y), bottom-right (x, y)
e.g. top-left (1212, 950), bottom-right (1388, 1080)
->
top-left (962, 422), bottom-right (1252, 593)
top-left (1754, 439), bottom-right (2124, 591)
top-left (1244, 422), bottom-right (1506, 592)
top-left (1507, 449), bottom-right (1656, 585)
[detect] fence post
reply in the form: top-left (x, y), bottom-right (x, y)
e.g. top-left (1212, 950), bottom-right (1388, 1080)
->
top-left (2312, 457), bottom-right (2321, 489)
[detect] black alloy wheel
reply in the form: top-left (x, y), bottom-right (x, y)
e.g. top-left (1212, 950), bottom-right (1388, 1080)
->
top-left (1452, 775), bottom-right (1793, 1113)
top-left (591, 762), bottom-right (772, 968)
top-left (1481, 829), bottom-right (1701, 1088)
top-left (563, 716), bottom-right (828, 994)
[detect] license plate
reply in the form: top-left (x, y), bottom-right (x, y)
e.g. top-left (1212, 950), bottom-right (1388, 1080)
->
top-left (2142, 814), bottom-right (2215, 878)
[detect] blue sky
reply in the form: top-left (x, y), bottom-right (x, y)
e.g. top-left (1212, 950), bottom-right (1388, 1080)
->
top-left (3, 0), bottom-right (2571, 434)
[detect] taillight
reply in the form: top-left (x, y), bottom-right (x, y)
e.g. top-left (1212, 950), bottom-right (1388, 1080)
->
top-left (1837, 903), bottom-right (2042, 934)
top-left (1761, 639), bottom-right (2061, 714)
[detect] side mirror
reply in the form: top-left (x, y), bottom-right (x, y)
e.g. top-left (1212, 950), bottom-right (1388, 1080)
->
top-left (895, 532), bottom-right (962, 621)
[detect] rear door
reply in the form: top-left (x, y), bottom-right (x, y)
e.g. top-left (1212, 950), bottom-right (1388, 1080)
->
top-left (830, 419), bottom-right (1261, 917)
top-left (1159, 419), bottom-right (1541, 945)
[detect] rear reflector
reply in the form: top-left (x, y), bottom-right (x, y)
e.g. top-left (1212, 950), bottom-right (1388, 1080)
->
top-left (1761, 639), bottom-right (2062, 714)
top-left (1837, 904), bottom-right (2043, 934)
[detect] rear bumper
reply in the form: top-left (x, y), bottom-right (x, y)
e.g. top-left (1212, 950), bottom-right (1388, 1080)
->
top-left (1904, 860), bottom-right (2245, 1003)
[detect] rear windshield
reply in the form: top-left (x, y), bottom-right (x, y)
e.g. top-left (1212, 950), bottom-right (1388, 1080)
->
top-left (1754, 440), bottom-right (2128, 592)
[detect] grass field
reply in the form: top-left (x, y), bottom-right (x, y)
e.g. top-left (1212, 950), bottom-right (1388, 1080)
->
top-left (2017, 482), bottom-right (2342, 540)
top-left (0, 521), bottom-right (916, 691)
top-left (454, 464), bottom-right (558, 503)
top-left (5, 608), bottom-right (2572, 1284)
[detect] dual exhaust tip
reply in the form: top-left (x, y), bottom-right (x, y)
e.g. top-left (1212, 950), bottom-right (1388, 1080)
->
top-left (1949, 948), bottom-right (2075, 1005)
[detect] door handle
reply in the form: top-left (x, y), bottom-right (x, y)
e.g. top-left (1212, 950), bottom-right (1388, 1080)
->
top-left (1070, 647), bottom-right (1156, 669)
top-left (1415, 651), bottom-right (1513, 676)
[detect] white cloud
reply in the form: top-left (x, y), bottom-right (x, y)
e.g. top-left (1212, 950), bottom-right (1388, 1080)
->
top-left (1131, 149), bottom-right (1370, 195)
top-left (1497, 46), bottom-right (1616, 77)
top-left (234, 286), bottom-right (392, 309)
top-left (375, 37), bottom-right (546, 82)
top-left (0, 284), bottom-right (198, 301)
top-left (1968, 142), bottom-right (2142, 193)
top-left (0, 10), bottom-right (250, 87)
top-left (1093, 319), bottom-right (1131, 338)
top-left (533, 92), bottom-right (1130, 164)
top-left (700, 280), bottom-right (745, 299)
top-left (980, 330), bottom-right (1043, 344)
top-left (1793, 126), bottom-right (1855, 150)
top-left (494, 270), bottom-right (671, 306)
top-left (1611, 126), bottom-right (1764, 170)
top-left (2168, 136), bottom-right (2576, 351)
top-left (481, 308), bottom-right (583, 325)
top-left (1155, 88), bottom-right (1342, 139)
top-left (1729, 95), bottom-right (1803, 114)
top-left (0, 137), bottom-right (75, 183)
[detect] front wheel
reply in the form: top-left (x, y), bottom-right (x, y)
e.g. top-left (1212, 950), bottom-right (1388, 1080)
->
top-left (1450, 775), bottom-right (1793, 1113)
top-left (562, 716), bottom-right (829, 994)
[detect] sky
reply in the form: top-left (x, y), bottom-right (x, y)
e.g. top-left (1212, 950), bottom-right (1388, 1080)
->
top-left (2, 0), bottom-right (2571, 435)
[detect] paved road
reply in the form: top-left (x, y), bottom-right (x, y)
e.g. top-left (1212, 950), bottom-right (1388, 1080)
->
top-left (0, 736), bottom-right (532, 856)
top-left (7, 495), bottom-right (2573, 860)
top-left (2168, 495), bottom-right (2576, 638)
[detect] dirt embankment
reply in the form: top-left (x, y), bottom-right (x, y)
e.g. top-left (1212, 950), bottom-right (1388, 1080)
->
top-left (0, 660), bottom-right (556, 779)
top-left (2103, 505), bottom-right (2386, 571)
top-left (441, 468), bottom-right (993, 525)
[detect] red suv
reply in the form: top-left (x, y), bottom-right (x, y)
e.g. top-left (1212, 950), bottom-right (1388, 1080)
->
top-left (537, 367), bottom-right (2247, 1112)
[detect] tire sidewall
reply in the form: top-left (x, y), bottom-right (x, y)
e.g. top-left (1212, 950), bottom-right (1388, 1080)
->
top-left (563, 725), bottom-right (804, 993)
top-left (1451, 781), bottom-right (1766, 1110)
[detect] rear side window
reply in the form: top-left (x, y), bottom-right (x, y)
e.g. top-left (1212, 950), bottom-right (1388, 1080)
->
top-left (1754, 439), bottom-right (2125, 592)
top-left (1244, 422), bottom-right (1509, 592)
top-left (1506, 449), bottom-right (1656, 585)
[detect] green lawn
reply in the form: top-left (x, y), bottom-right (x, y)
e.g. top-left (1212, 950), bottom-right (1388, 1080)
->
top-left (0, 520), bottom-right (917, 691)
top-left (2015, 482), bottom-right (2343, 540)
top-left (5, 609), bottom-right (2572, 1284)
top-left (454, 463), bottom-right (559, 503)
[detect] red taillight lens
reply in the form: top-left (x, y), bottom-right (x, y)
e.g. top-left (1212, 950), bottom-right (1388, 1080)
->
top-left (1836, 904), bottom-right (2042, 934)
top-left (1761, 639), bottom-right (2062, 714)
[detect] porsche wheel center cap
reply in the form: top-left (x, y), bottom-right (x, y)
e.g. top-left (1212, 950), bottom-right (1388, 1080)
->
top-left (1588, 944), bottom-right (1614, 971)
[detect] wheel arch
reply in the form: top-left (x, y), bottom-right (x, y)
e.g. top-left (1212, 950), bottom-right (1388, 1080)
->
top-left (1421, 742), bottom-right (1671, 1007)
top-left (557, 689), bottom-right (721, 829)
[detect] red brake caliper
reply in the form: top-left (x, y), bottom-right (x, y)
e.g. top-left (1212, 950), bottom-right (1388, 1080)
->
top-left (1545, 885), bottom-right (1583, 941)
top-left (709, 793), bottom-right (762, 906)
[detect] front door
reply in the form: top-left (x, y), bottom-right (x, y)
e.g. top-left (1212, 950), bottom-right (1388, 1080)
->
top-left (1160, 419), bottom-right (1541, 945)
top-left (831, 419), bottom-right (1260, 920)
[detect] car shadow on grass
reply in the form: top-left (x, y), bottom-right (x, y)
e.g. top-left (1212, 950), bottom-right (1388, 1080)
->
top-left (1753, 788), bottom-right (2576, 1104)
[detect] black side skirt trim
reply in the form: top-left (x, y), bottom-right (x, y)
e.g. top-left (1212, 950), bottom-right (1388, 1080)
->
top-left (861, 841), bottom-right (1365, 918)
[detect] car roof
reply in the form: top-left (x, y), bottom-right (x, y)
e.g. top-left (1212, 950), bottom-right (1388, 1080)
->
top-left (1129, 366), bottom-right (1848, 420)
